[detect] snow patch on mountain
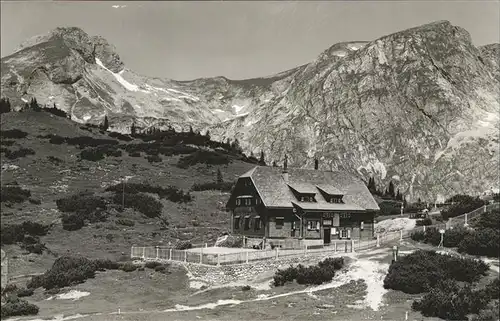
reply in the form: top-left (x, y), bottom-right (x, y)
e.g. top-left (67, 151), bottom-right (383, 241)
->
top-left (95, 58), bottom-right (147, 93)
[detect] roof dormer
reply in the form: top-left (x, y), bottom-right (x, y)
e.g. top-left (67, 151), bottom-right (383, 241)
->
top-left (316, 185), bottom-right (344, 203)
top-left (287, 183), bottom-right (317, 202)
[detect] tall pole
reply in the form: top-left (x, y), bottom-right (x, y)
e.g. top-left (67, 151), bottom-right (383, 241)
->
top-left (122, 178), bottom-right (125, 210)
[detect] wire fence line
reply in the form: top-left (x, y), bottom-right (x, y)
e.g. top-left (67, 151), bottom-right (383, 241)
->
top-left (131, 203), bottom-right (498, 266)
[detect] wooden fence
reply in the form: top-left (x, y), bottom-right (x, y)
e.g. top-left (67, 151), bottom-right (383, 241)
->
top-left (131, 203), bottom-right (498, 266)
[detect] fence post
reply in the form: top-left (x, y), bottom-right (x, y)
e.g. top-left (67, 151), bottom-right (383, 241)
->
top-left (205, 243), bottom-right (208, 248)
top-left (275, 247), bottom-right (279, 260)
top-left (142, 247), bottom-right (145, 259)
top-left (217, 253), bottom-right (220, 266)
top-left (351, 239), bottom-right (355, 252)
top-left (200, 248), bottom-right (203, 264)
top-left (246, 251), bottom-right (249, 264)
top-left (400, 230), bottom-right (403, 241)
top-left (464, 213), bottom-right (468, 227)
top-left (484, 204), bottom-right (487, 213)
top-left (334, 242), bottom-right (337, 252)
top-left (423, 225), bottom-right (426, 233)
top-left (303, 244), bottom-right (307, 257)
top-left (169, 249), bottom-right (172, 261)
top-left (130, 246), bottom-right (134, 258)
top-left (184, 250), bottom-right (187, 262)
top-left (376, 234), bottom-right (380, 247)
top-left (345, 241), bottom-right (347, 253)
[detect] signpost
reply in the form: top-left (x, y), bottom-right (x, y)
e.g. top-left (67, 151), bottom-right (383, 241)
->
top-left (438, 229), bottom-right (445, 248)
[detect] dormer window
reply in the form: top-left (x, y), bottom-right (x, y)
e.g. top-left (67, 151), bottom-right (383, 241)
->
top-left (299, 195), bottom-right (315, 202)
top-left (329, 196), bottom-right (343, 203)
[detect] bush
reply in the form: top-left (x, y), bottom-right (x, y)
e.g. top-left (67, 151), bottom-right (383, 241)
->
top-left (3, 148), bottom-right (35, 159)
top-left (174, 240), bottom-right (192, 250)
top-left (80, 147), bottom-right (105, 161)
top-left (273, 257), bottom-right (344, 286)
top-left (472, 209), bottom-right (500, 230)
top-left (154, 265), bottom-right (167, 273)
top-left (17, 288), bottom-right (35, 297)
top-left (145, 261), bottom-right (163, 269)
top-left (1, 186), bottom-right (31, 203)
top-left (147, 155), bottom-right (162, 163)
top-left (106, 182), bottom-right (192, 203)
top-left (217, 235), bottom-right (243, 248)
top-left (441, 195), bottom-right (485, 220)
top-left (1, 221), bottom-right (50, 245)
top-left (116, 218), bottom-right (135, 227)
top-left (444, 227), bottom-right (472, 248)
top-left (415, 218), bottom-right (432, 226)
top-left (26, 256), bottom-right (120, 290)
top-left (119, 262), bottom-right (137, 272)
top-left (410, 227), bottom-right (441, 246)
top-left (108, 132), bottom-right (133, 141)
top-left (111, 192), bottom-right (162, 218)
top-left (458, 228), bottom-right (500, 258)
top-left (1, 297), bottom-right (39, 318)
top-left (384, 250), bottom-right (489, 294)
top-left (0, 139), bottom-right (15, 146)
top-left (177, 150), bottom-right (230, 169)
top-left (191, 181), bottom-right (234, 192)
top-left (61, 213), bottom-right (85, 231)
top-left (56, 193), bottom-right (106, 213)
top-left (471, 300), bottom-right (500, 321)
top-left (0, 129), bottom-right (28, 139)
top-left (412, 279), bottom-right (490, 320)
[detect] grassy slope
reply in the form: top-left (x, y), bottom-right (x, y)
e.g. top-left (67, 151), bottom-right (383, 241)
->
top-left (1, 111), bottom-right (255, 271)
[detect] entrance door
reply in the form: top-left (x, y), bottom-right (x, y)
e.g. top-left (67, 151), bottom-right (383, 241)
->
top-left (323, 228), bottom-right (331, 244)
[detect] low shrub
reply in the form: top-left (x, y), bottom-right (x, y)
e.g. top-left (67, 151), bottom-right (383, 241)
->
top-left (112, 192), bottom-right (163, 218)
top-left (174, 240), bottom-right (192, 250)
top-left (3, 148), bottom-right (36, 159)
top-left (471, 300), bottom-right (500, 321)
top-left (191, 181), bottom-right (234, 192)
top-left (1, 221), bottom-right (50, 245)
top-left (415, 218), bottom-right (432, 226)
top-left (17, 288), bottom-right (35, 297)
top-left (106, 182), bottom-right (192, 203)
top-left (472, 209), bottom-right (500, 230)
top-left (441, 195), bottom-right (485, 220)
top-left (383, 250), bottom-right (489, 294)
top-left (61, 213), bottom-right (85, 231)
top-left (273, 257), bottom-right (344, 286)
top-left (154, 265), bottom-right (167, 273)
top-left (56, 193), bottom-right (106, 213)
top-left (1, 296), bottom-right (39, 318)
top-left (0, 139), bottom-right (15, 146)
top-left (26, 256), bottom-right (120, 290)
top-left (29, 198), bottom-right (41, 205)
top-left (1, 186), bottom-right (31, 203)
top-left (47, 156), bottom-right (63, 164)
top-left (412, 279), bottom-right (490, 320)
top-left (458, 228), bottom-right (500, 258)
top-left (119, 262), bottom-right (137, 272)
top-left (0, 129), bottom-right (28, 139)
top-left (128, 151), bottom-right (141, 157)
top-left (147, 155), bottom-right (162, 163)
top-left (80, 147), bottom-right (105, 161)
top-left (116, 218), bottom-right (135, 227)
top-left (242, 285), bottom-right (251, 291)
top-left (108, 132), bottom-right (133, 141)
top-left (177, 150), bottom-right (230, 169)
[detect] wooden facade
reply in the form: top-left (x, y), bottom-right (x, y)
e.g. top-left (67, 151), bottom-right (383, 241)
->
top-left (227, 167), bottom-right (379, 245)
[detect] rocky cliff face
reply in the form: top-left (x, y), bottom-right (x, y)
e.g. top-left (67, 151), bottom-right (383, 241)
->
top-left (1, 21), bottom-right (498, 201)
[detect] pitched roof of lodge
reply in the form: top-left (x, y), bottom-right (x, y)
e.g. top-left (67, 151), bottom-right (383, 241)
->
top-left (238, 166), bottom-right (379, 212)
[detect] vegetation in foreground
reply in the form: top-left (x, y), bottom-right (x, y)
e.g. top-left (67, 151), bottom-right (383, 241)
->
top-left (384, 250), bottom-right (498, 320)
top-left (411, 209), bottom-right (500, 257)
top-left (273, 257), bottom-right (345, 286)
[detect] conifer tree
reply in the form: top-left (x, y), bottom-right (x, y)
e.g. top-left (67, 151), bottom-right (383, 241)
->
top-left (272, 161), bottom-right (278, 167)
top-left (102, 115), bottom-right (109, 131)
top-left (206, 130), bottom-right (211, 141)
top-left (130, 122), bottom-right (137, 136)
top-left (388, 181), bottom-right (395, 198)
top-left (259, 150), bottom-right (266, 165)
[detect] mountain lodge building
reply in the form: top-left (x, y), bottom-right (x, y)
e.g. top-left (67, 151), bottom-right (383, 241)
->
top-left (226, 159), bottom-right (380, 246)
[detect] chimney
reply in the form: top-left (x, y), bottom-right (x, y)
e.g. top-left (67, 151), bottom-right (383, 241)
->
top-left (282, 154), bottom-right (289, 183)
top-left (314, 159), bottom-right (319, 170)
